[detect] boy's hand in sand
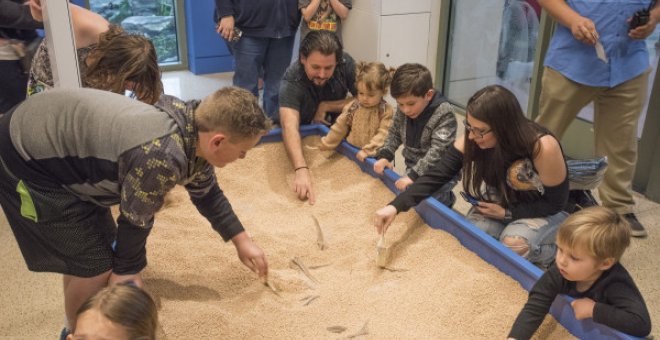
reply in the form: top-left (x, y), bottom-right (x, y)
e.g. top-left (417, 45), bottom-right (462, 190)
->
top-left (356, 150), bottom-right (368, 162)
top-left (374, 205), bottom-right (397, 235)
top-left (394, 176), bottom-right (413, 192)
top-left (232, 232), bottom-right (268, 278)
top-left (373, 158), bottom-right (392, 175)
top-left (294, 167), bottom-right (316, 204)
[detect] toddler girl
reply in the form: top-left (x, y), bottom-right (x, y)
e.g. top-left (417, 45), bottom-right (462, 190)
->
top-left (319, 61), bottom-right (395, 162)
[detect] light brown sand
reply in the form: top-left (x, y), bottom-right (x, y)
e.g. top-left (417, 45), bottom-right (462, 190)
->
top-left (145, 138), bottom-right (572, 339)
top-left (5, 136), bottom-right (657, 338)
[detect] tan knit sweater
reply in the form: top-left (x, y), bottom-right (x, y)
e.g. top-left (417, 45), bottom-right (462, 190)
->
top-left (320, 99), bottom-right (393, 156)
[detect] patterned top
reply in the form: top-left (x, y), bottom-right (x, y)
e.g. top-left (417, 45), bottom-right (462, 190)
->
top-left (26, 37), bottom-right (94, 96)
top-left (298, 0), bottom-right (352, 43)
top-left (319, 99), bottom-right (393, 156)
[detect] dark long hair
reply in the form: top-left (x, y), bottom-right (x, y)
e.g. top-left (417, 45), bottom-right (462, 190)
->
top-left (462, 85), bottom-right (551, 207)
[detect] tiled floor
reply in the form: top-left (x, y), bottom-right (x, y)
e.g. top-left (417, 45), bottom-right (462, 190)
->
top-left (161, 69), bottom-right (659, 338)
top-left (162, 70), bottom-right (233, 101)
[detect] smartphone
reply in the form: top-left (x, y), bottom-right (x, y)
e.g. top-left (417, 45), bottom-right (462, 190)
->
top-left (460, 191), bottom-right (480, 206)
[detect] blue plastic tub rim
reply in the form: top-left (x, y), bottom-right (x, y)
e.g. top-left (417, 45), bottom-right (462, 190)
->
top-left (258, 124), bottom-right (643, 340)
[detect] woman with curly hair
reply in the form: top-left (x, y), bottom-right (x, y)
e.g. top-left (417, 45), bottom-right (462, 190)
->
top-left (27, 2), bottom-right (162, 104)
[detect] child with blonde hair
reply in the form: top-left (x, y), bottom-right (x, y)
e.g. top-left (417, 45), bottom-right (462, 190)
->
top-left (67, 283), bottom-right (158, 340)
top-left (319, 61), bottom-right (395, 162)
top-left (508, 206), bottom-right (651, 339)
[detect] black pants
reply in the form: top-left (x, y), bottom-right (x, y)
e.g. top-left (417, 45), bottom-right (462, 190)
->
top-left (0, 60), bottom-right (28, 113)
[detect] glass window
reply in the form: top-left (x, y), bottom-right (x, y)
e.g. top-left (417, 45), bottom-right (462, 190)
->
top-left (88, 0), bottom-right (181, 65)
top-left (444, 0), bottom-right (541, 112)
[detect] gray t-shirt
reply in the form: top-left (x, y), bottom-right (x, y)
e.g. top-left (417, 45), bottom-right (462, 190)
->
top-left (298, 0), bottom-right (352, 43)
top-left (278, 52), bottom-right (356, 124)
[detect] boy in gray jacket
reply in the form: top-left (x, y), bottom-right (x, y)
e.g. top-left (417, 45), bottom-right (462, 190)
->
top-left (373, 63), bottom-right (457, 207)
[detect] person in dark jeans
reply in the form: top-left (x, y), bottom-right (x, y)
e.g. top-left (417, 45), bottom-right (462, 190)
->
top-left (0, 0), bottom-right (42, 114)
top-left (214, 0), bottom-right (301, 119)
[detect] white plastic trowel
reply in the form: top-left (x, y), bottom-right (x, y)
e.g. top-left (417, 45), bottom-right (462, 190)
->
top-left (376, 232), bottom-right (390, 267)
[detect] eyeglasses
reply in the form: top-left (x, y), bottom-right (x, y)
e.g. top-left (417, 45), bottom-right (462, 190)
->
top-left (463, 119), bottom-right (492, 139)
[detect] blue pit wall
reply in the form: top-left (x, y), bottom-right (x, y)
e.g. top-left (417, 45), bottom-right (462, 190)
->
top-left (260, 124), bottom-right (643, 340)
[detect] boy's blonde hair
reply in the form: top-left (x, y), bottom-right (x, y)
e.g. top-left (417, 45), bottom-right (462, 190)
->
top-left (389, 63), bottom-right (433, 98)
top-left (355, 61), bottom-right (396, 93)
top-left (195, 87), bottom-right (272, 140)
top-left (557, 206), bottom-right (631, 262)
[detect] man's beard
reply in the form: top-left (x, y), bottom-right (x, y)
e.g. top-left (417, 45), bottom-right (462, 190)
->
top-left (313, 77), bottom-right (329, 86)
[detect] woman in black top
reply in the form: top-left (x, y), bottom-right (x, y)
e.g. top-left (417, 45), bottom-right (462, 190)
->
top-left (374, 85), bottom-right (570, 267)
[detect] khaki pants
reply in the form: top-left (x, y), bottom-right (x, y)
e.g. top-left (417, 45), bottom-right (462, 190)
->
top-left (536, 67), bottom-right (649, 214)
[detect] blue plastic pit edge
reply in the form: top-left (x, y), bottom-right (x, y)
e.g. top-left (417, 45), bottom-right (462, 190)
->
top-left (259, 124), bottom-right (643, 340)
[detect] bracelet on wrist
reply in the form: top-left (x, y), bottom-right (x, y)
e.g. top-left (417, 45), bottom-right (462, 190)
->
top-left (294, 166), bottom-right (309, 172)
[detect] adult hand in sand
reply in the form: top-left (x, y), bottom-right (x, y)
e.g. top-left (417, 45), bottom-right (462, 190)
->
top-left (109, 272), bottom-right (144, 288)
top-left (373, 158), bottom-right (393, 175)
top-left (374, 205), bottom-right (397, 234)
top-left (232, 232), bottom-right (268, 278)
top-left (294, 168), bottom-right (316, 205)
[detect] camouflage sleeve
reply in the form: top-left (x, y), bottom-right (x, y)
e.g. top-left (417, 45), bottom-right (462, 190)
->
top-left (26, 40), bottom-right (53, 97)
top-left (410, 102), bottom-right (457, 178)
top-left (27, 39), bottom-right (93, 97)
top-left (374, 109), bottom-right (405, 161)
top-left (185, 161), bottom-right (245, 242)
top-left (114, 134), bottom-right (185, 274)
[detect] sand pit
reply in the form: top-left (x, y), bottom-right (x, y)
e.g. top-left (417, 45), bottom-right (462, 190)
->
top-left (0, 136), bottom-right (574, 338)
top-left (145, 137), bottom-right (573, 339)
